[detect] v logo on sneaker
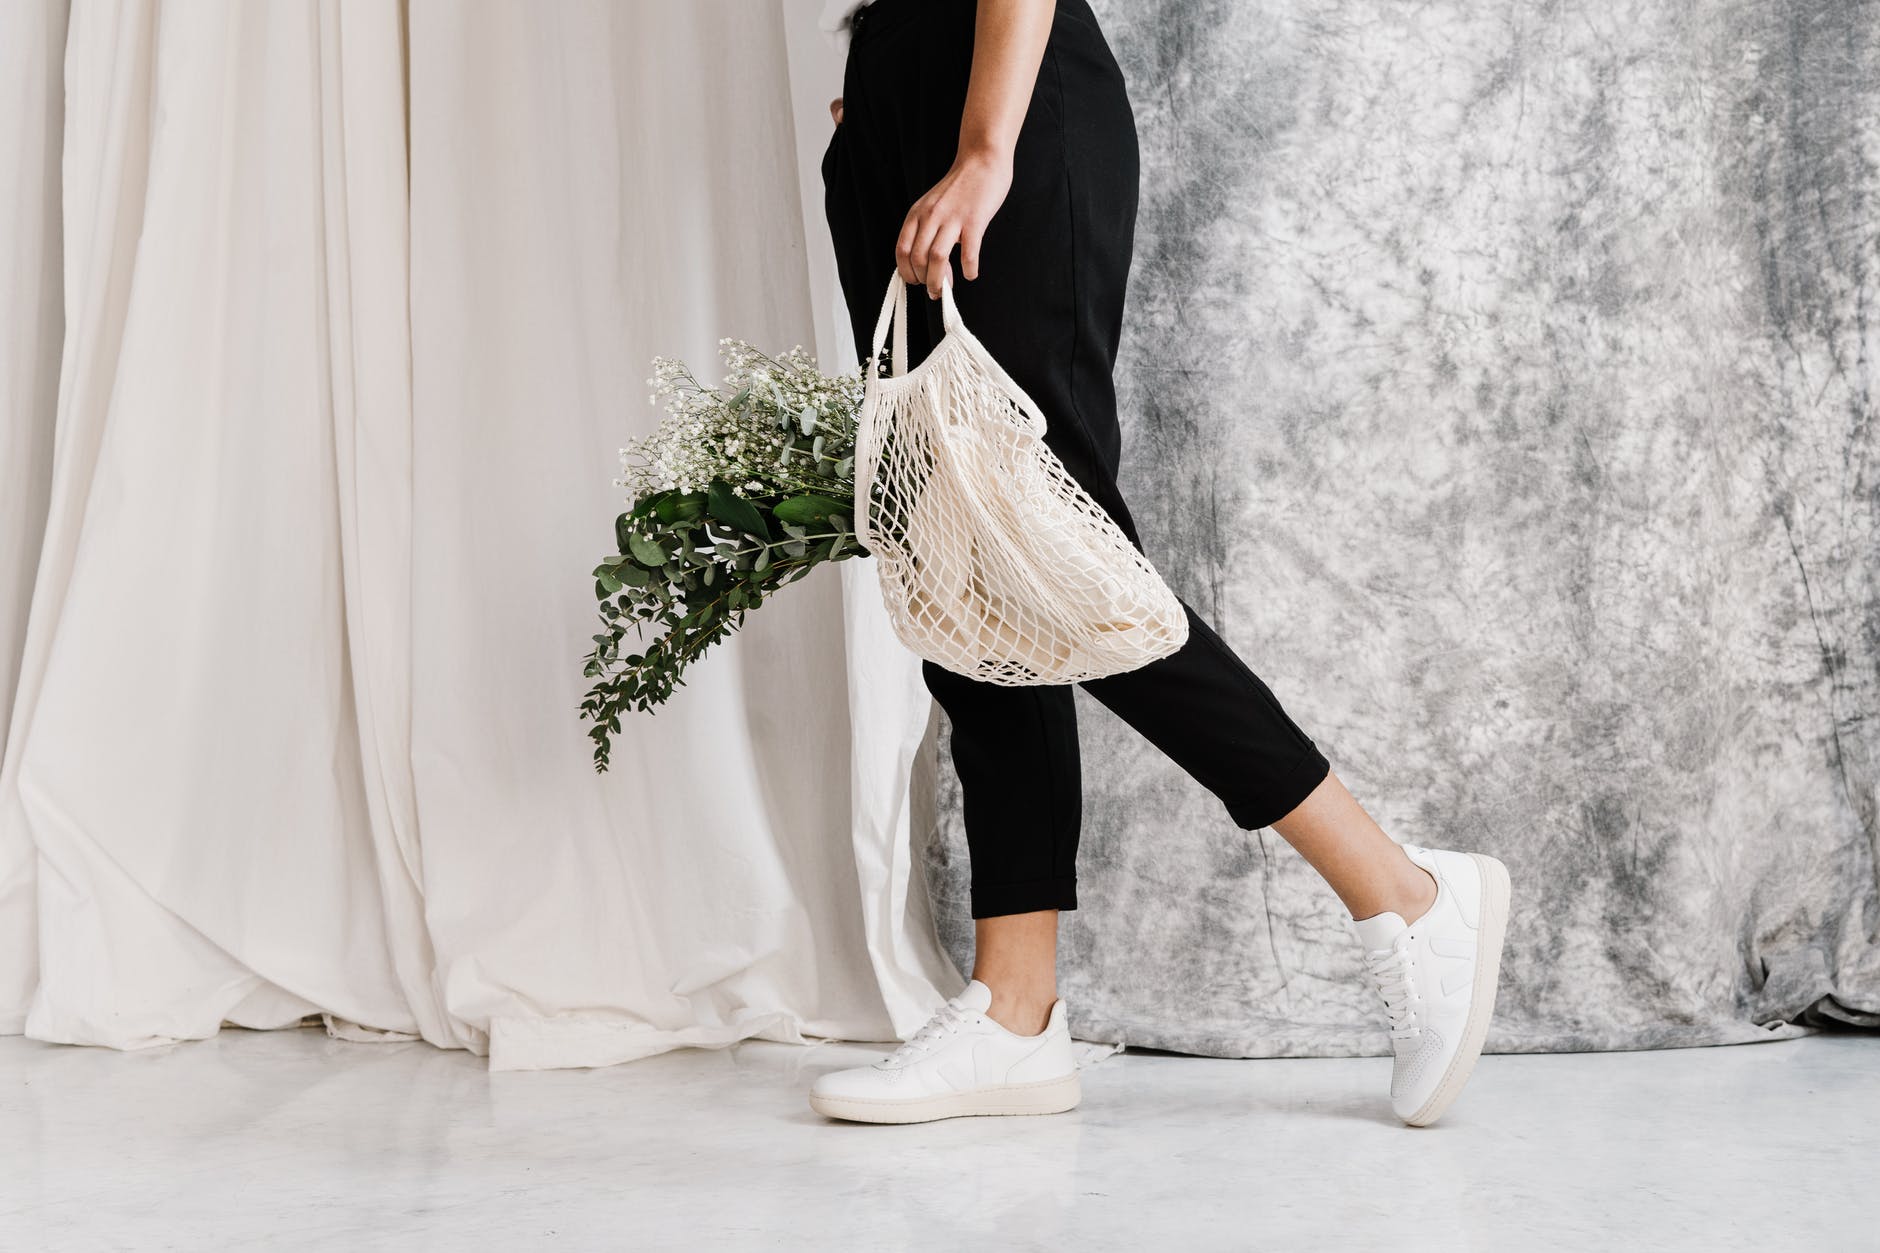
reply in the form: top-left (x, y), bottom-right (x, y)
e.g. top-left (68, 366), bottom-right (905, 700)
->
top-left (1443, 868), bottom-right (1481, 930)
top-left (1431, 931), bottom-right (1477, 998)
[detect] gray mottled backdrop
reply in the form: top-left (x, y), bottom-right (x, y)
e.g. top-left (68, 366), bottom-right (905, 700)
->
top-left (922, 0), bottom-right (1880, 1054)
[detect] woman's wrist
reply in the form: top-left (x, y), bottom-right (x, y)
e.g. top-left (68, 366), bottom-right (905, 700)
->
top-left (953, 137), bottom-right (1016, 172)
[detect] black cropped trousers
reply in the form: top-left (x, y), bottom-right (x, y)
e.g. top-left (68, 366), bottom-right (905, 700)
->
top-left (822, 0), bottom-right (1331, 918)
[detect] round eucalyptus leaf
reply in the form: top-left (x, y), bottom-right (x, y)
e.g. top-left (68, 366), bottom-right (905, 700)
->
top-left (628, 533), bottom-right (668, 567)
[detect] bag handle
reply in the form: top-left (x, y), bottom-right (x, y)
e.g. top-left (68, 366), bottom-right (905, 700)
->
top-left (868, 271), bottom-right (963, 377)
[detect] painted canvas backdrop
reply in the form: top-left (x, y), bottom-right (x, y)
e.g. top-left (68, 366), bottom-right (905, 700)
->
top-left (921, 0), bottom-right (1880, 1054)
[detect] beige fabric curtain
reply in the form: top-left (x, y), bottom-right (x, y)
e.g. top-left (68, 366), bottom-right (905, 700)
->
top-left (0, 0), bottom-right (950, 1067)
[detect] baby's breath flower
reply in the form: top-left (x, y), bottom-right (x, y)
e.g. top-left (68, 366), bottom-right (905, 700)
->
top-left (616, 339), bottom-right (863, 507)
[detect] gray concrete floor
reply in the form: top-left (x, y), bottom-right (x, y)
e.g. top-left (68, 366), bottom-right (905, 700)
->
top-left (2, 1028), bottom-right (1873, 1250)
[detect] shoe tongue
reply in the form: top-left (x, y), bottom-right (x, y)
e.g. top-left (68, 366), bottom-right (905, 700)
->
top-left (1352, 911), bottom-right (1408, 952)
top-left (953, 979), bottom-right (993, 1012)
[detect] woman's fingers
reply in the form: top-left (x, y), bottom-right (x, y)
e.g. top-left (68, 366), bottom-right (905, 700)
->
top-left (912, 214), bottom-right (947, 289)
top-left (898, 177), bottom-right (983, 292)
top-left (901, 204), bottom-right (945, 287)
top-left (925, 219), bottom-right (961, 298)
top-left (958, 217), bottom-right (984, 283)
top-left (895, 209), bottom-right (924, 285)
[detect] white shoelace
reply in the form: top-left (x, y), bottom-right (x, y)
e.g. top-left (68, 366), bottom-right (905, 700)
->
top-left (882, 999), bottom-right (978, 1067)
top-left (1363, 944), bottom-right (1421, 1041)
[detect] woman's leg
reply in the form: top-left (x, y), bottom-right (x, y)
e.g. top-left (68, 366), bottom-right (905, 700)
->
top-left (1272, 775), bottom-right (1439, 921)
top-left (970, 909), bottom-right (1061, 1035)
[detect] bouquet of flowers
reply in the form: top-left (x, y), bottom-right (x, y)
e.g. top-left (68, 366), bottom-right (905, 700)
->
top-left (580, 340), bottom-right (865, 771)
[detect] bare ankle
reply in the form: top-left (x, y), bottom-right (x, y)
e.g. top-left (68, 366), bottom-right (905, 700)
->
top-left (975, 979), bottom-right (1056, 1036)
top-left (1401, 863), bottom-right (1438, 925)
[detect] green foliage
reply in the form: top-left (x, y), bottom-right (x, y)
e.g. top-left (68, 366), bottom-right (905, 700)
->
top-left (580, 345), bottom-right (868, 771)
top-left (707, 479), bottom-right (770, 540)
top-left (772, 493), bottom-right (850, 526)
top-left (579, 480), bottom-right (863, 770)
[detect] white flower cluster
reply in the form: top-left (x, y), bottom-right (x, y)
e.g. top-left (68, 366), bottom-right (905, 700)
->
top-left (616, 338), bottom-right (862, 503)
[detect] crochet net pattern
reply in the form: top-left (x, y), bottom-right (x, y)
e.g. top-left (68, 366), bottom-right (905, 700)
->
top-left (856, 277), bottom-right (1189, 685)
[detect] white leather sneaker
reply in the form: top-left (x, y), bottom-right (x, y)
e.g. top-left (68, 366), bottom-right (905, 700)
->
top-left (1353, 844), bottom-right (1512, 1127)
top-left (808, 980), bottom-right (1081, 1124)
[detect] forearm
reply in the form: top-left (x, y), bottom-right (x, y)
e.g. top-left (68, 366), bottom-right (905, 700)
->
top-left (957, 0), bottom-right (1055, 162)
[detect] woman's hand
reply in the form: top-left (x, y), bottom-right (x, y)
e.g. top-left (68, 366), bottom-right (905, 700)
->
top-left (893, 0), bottom-right (1051, 299)
top-left (896, 149), bottom-right (1014, 299)
top-left (830, 97), bottom-right (843, 125)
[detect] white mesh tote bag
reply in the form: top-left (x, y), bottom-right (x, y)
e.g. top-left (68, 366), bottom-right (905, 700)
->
top-left (855, 273), bottom-right (1189, 684)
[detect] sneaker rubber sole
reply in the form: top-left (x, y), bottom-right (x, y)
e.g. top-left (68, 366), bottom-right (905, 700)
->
top-left (1403, 852), bottom-right (1511, 1127)
top-left (809, 1072), bottom-right (1082, 1125)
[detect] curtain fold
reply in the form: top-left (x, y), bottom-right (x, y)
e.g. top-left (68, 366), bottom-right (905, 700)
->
top-left (402, 0), bottom-right (948, 1070)
top-left (0, 0), bottom-right (71, 1033)
top-left (0, 0), bottom-right (954, 1066)
top-left (6, 0), bottom-right (418, 1047)
top-left (315, 0), bottom-right (457, 1048)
